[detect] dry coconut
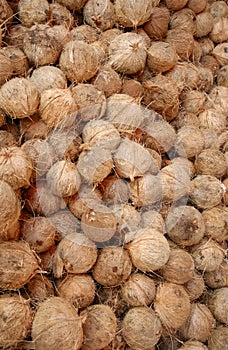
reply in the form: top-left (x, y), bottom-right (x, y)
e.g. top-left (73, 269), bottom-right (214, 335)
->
top-left (147, 41), bottom-right (178, 73)
top-left (59, 40), bottom-right (98, 83)
top-left (180, 303), bottom-right (215, 342)
top-left (83, 0), bottom-right (115, 31)
top-left (0, 294), bottom-right (32, 349)
top-left (121, 79), bottom-right (143, 99)
top-left (46, 24), bottom-right (72, 47)
top-left (180, 90), bottom-right (205, 115)
top-left (57, 274), bottom-right (95, 309)
top-left (179, 340), bottom-right (209, 350)
top-left (175, 126), bottom-right (205, 158)
top-left (81, 304), bottom-right (117, 350)
top-left (166, 205), bottom-right (205, 247)
top-left (208, 326), bottom-right (228, 350)
top-left (109, 32), bottom-right (147, 74)
top-left (52, 232), bottom-right (97, 277)
top-left (190, 175), bottom-right (225, 209)
top-left (195, 12), bottom-right (214, 38)
top-left (204, 259), bottom-right (228, 288)
top-left (195, 149), bottom-right (227, 178)
top-left (47, 209), bottom-right (81, 239)
top-left (143, 6), bottom-right (170, 40)
top-left (171, 111), bottom-right (199, 129)
top-left (191, 238), bottom-right (225, 272)
top-left (20, 115), bottom-right (49, 141)
top-left (165, 0), bottom-right (188, 10)
top-left (0, 240), bottom-right (38, 290)
top-left (122, 307), bottom-right (162, 349)
top-left (99, 175), bottom-right (129, 204)
top-left (208, 287), bottom-right (228, 324)
top-left (154, 282), bottom-right (191, 332)
top-left (49, 2), bottom-right (74, 28)
top-left (209, 17), bottom-right (228, 43)
top-left (71, 24), bottom-right (99, 43)
top-left (46, 160), bottom-right (81, 197)
top-left (121, 272), bottom-right (156, 307)
top-left (187, 0), bottom-right (207, 13)
top-left (0, 180), bottom-right (21, 233)
top-left (126, 228), bottom-right (170, 272)
top-left (26, 274), bottom-right (54, 302)
top-left (32, 297), bottom-right (83, 350)
top-left (92, 246), bottom-right (132, 286)
top-left (200, 55), bottom-right (220, 77)
top-left (92, 64), bottom-right (122, 98)
top-left (198, 108), bottom-right (227, 133)
top-left (114, 0), bottom-right (156, 27)
top-left (165, 62), bottom-right (201, 91)
top-left (1, 219), bottom-right (20, 241)
top-left (170, 8), bottom-right (195, 34)
top-left (141, 210), bottom-right (165, 234)
top-left (129, 173), bottom-right (162, 207)
top-left (209, 1), bottom-right (228, 17)
top-left (23, 24), bottom-right (62, 66)
top-left (0, 46), bottom-right (29, 77)
top-left (199, 37), bottom-right (215, 56)
top-left (202, 207), bottom-right (228, 242)
top-left (190, 40), bottom-right (203, 65)
top-left (166, 28), bottom-right (194, 61)
top-left (39, 88), bottom-right (78, 129)
top-left (30, 66), bottom-right (67, 93)
top-left (81, 201), bottom-right (117, 243)
top-left (18, 0), bottom-right (49, 27)
top-left (217, 65), bottom-right (228, 87)
top-left (208, 86), bottom-right (228, 115)
top-left (5, 24), bottom-right (29, 49)
top-left (21, 216), bottom-right (56, 253)
top-left (0, 77), bottom-right (39, 119)
top-left (184, 271), bottom-right (205, 301)
top-left (54, 0), bottom-right (87, 11)
top-left (213, 43), bottom-right (228, 66)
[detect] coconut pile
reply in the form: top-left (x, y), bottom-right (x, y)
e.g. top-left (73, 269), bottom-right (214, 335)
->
top-left (0, 0), bottom-right (228, 349)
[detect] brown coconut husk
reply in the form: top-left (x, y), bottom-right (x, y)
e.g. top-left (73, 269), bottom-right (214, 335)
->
top-left (217, 65), bottom-right (228, 87)
top-left (143, 5), bottom-right (170, 40)
top-left (179, 340), bottom-right (209, 350)
top-left (198, 108), bottom-right (227, 133)
top-left (165, 62), bottom-right (201, 91)
top-left (204, 259), bottom-right (228, 288)
top-left (26, 274), bottom-right (54, 303)
top-left (207, 85), bottom-right (228, 115)
top-left (209, 1), bottom-right (228, 17)
top-left (175, 126), bottom-right (205, 158)
top-left (184, 271), bottom-right (206, 301)
top-left (99, 175), bottom-right (130, 204)
top-left (92, 64), bottom-right (122, 98)
top-left (209, 17), bottom-right (228, 43)
top-left (20, 115), bottom-right (49, 141)
top-left (147, 41), bottom-right (178, 73)
top-left (166, 28), bottom-right (194, 61)
top-left (190, 40), bottom-right (203, 65)
top-left (0, 180), bottom-right (21, 233)
top-left (180, 90), bottom-right (205, 115)
top-left (53, 0), bottom-right (87, 11)
top-left (83, 0), bottom-right (116, 31)
top-left (0, 0), bottom-right (13, 28)
top-left (170, 8), bottom-right (196, 34)
top-left (121, 78), bottom-right (143, 99)
top-left (0, 46), bottom-right (28, 78)
top-left (49, 2), bottom-right (74, 28)
top-left (71, 24), bottom-right (99, 43)
top-left (165, 0), bottom-right (188, 10)
top-left (195, 149), bottom-right (227, 178)
top-left (141, 210), bottom-right (165, 234)
top-left (187, 0), bottom-right (207, 13)
top-left (18, 0), bottom-right (49, 27)
top-left (5, 24), bottom-right (29, 49)
top-left (200, 55), bottom-right (220, 77)
top-left (198, 66), bottom-right (214, 93)
top-left (30, 66), bottom-right (67, 93)
top-left (208, 326), bottom-right (228, 350)
top-left (195, 12), bottom-right (214, 38)
top-left (208, 287), bottom-right (228, 324)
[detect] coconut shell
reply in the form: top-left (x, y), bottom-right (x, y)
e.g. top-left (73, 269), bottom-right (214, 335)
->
top-left (92, 64), bottom-right (122, 98)
top-left (100, 175), bottom-right (129, 204)
top-left (30, 66), bottom-right (67, 93)
top-left (0, 180), bottom-right (21, 233)
top-left (198, 108), bottom-right (227, 133)
top-left (154, 282), bottom-right (191, 332)
top-left (184, 271), bottom-right (205, 301)
top-left (170, 8), bottom-right (195, 34)
top-left (49, 2), bottom-right (74, 28)
top-left (122, 307), bottom-right (162, 349)
top-left (143, 6), bottom-right (170, 40)
top-left (165, 0), bottom-right (188, 10)
top-left (32, 297), bottom-right (83, 350)
top-left (52, 232), bottom-right (97, 277)
top-left (208, 326), bottom-right (228, 350)
top-left (147, 41), bottom-right (178, 73)
top-left (0, 294), bottom-right (32, 348)
top-left (180, 90), bottom-right (205, 115)
top-left (114, 0), bottom-right (155, 27)
top-left (18, 0), bottom-right (49, 27)
top-left (83, 0), bottom-right (115, 31)
top-left (166, 28), bottom-right (194, 61)
top-left (204, 259), bottom-right (228, 288)
top-left (129, 173), bottom-right (162, 207)
top-left (208, 287), bottom-right (228, 324)
top-left (26, 274), bottom-right (54, 302)
top-left (209, 17), bottom-right (228, 43)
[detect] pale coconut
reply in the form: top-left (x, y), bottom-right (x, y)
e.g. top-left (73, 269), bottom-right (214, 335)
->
top-left (0, 46), bottom-right (28, 77)
top-left (18, 0), bottom-right (49, 27)
top-left (30, 65), bottom-right (67, 93)
top-left (204, 259), bottom-right (228, 288)
top-left (208, 287), bottom-right (228, 324)
top-left (83, 0), bottom-right (115, 31)
top-left (49, 2), bottom-right (74, 28)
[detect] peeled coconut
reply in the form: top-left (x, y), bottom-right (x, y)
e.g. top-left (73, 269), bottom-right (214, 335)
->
top-left (166, 28), bottom-right (194, 61)
top-left (83, 0), bottom-right (115, 31)
top-left (18, 0), bottom-right (49, 27)
top-left (57, 274), bottom-right (95, 309)
top-left (52, 232), bottom-right (97, 277)
top-left (147, 41), bottom-right (178, 73)
top-left (26, 274), bottom-right (54, 302)
top-left (202, 207), bottom-right (228, 242)
top-left (143, 6), bottom-right (170, 40)
top-left (30, 65), bottom-right (67, 93)
top-left (32, 297), bottom-right (83, 350)
top-left (208, 326), bottom-right (228, 350)
top-left (129, 173), bottom-right (162, 207)
top-left (0, 77), bottom-right (39, 118)
top-left (0, 241), bottom-right (39, 290)
top-left (0, 294), bottom-right (32, 349)
top-left (204, 259), bottom-right (228, 288)
top-left (184, 271), bottom-right (205, 301)
top-left (208, 287), bottom-right (228, 324)
top-left (122, 307), bottom-right (162, 349)
top-left (154, 282), bottom-right (191, 332)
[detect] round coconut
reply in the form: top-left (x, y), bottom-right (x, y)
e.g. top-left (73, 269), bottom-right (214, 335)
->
top-left (52, 232), bottom-right (97, 278)
top-left (184, 271), bottom-right (205, 301)
top-left (83, 0), bottom-right (115, 31)
top-left (175, 126), bottom-right (205, 158)
top-left (92, 246), bottom-right (132, 286)
top-left (108, 33), bottom-right (147, 74)
top-left (208, 287), bottom-right (228, 324)
top-left (71, 24), bottom-right (99, 43)
top-left (92, 64), bottom-right (122, 98)
top-left (0, 146), bottom-right (32, 190)
top-left (209, 17), bottom-right (228, 43)
top-left (49, 2), bottom-right (74, 28)
top-left (46, 24), bottom-right (73, 47)
top-left (59, 40), bottom-right (98, 83)
top-left (21, 216), bottom-right (56, 253)
top-left (180, 90), bottom-right (205, 115)
top-left (190, 175), bottom-right (224, 209)
top-left (180, 303), bottom-right (215, 342)
top-left (47, 210), bottom-right (81, 240)
top-left (198, 67), bottom-right (214, 93)
top-left (5, 24), bottom-right (29, 50)
top-left (208, 326), bottom-right (228, 350)
top-left (54, 0), bottom-right (87, 11)
top-left (141, 210), bottom-right (165, 234)
top-left (143, 75), bottom-right (179, 121)
top-left (187, 0), bottom-right (207, 13)
top-left (32, 297), bottom-right (83, 350)
top-left (1, 219), bottom-right (20, 241)
top-left (195, 149), bottom-right (227, 178)
top-left (179, 340), bottom-right (209, 350)
top-left (30, 65), bottom-right (67, 93)
top-left (121, 273), bottom-right (156, 306)
top-left (166, 205), bottom-right (205, 247)
top-left (170, 8), bottom-right (195, 34)
top-left (165, 62), bottom-right (201, 91)
top-left (199, 37), bottom-right (215, 56)
top-left (0, 294), bottom-right (32, 349)
top-left (99, 175), bottom-right (129, 204)
top-left (132, 27), bottom-right (151, 48)
top-left (166, 28), bottom-right (194, 61)
top-left (20, 115), bottom-right (49, 141)
top-left (121, 78), bottom-right (143, 99)
top-left (0, 46), bottom-right (28, 78)
top-left (195, 12), bottom-right (214, 38)
top-left (0, 240), bottom-right (39, 290)
top-left (39, 246), bottom-right (56, 273)
top-left (165, 0), bottom-right (188, 10)
top-left (154, 282), bottom-right (191, 332)
top-left (114, 0), bottom-right (155, 27)
top-left (198, 108), bottom-right (227, 133)
top-left (204, 259), bottom-right (228, 288)
top-left (217, 65), bottom-right (228, 87)
top-left (191, 238), bottom-right (225, 272)
top-left (126, 228), bottom-right (170, 272)
top-left (147, 41), bottom-right (178, 73)
top-left (208, 86), bottom-right (228, 115)
top-left (0, 0), bottom-right (13, 27)
top-left (200, 55), bottom-right (220, 78)
top-left (122, 307), bottom-right (162, 349)
top-left (57, 274), bottom-right (95, 309)
top-left (209, 1), bottom-right (228, 17)
top-left (89, 38), bottom-right (107, 63)
top-left (81, 304), bottom-right (117, 349)
top-left (171, 111), bottom-right (200, 129)
top-left (26, 274), bottom-right (54, 303)
top-left (143, 5), bottom-right (170, 40)
top-left (190, 40), bottom-right (203, 65)
top-left (0, 77), bottom-right (39, 119)
top-left (18, 0), bottom-right (49, 27)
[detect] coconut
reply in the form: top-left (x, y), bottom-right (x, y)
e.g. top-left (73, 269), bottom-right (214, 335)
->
top-left (171, 111), bottom-right (200, 129)
top-left (59, 40), bottom-right (98, 83)
top-left (199, 37), bottom-right (215, 56)
top-left (198, 66), bottom-right (214, 93)
top-left (208, 287), bottom-right (228, 324)
top-left (49, 2), bottom-right (74, 28)
top-left (122, 307), bottom-right (162, 349)
top-left (212, 43), bottom-right (228, 67)
top-left (157, 336), bottom-right (180, 350)
top-left (180, 303), bottom-right (215, 342)
top-left (204, 259), bottom-right (228, 288)
top-left (141, 210), bottom-right (165, 234)
top-left (90, 40), bottom-right (107, 64)
top-left (210, 1), bottom-right (228, 17)
top-left (184, 271), bottom-right (205, 301)
top-left (165, 0), bottom-right (188, 10)
top-left (143, 75), bottom-right (179, 121)
top-left (217, 65), bottom-right (228, 87)
top-left (57, 274), bottom-right (95, 309)
top-left (52, 232), bottom-right (97, 277)
top-left (0, 129), bottom-right (16, 148)
top-left (83, 0), bottom-right (115, 31)
top-left (166, 205), bottom-right (205, 247)
top-left (0, 77), bottom-right (39, 119)
top-left (200, 55), bottom-right (220, 77)
top-left (0, 0), bottom-right (13, 27)
top-left (81, 304), bottom-right (117, 350)
top-left (47, 210), bottom-right (81, 239)
top-left (0, 240), bottom-right (39, 289)
top-left (126, 228), bottom-right (170, 272)
top-left (92, 246), bottom-right (132, 286)
top-left (180, 90), bottom-right (205, 115)
top-left (26, 274), bottom-right (54, 302)
top-left (108, 33), bottom-right (147, 74)
top-left (121, 79), bottom-right (143, 99)
top-left (92, 65), bottom-right (121, 98)
top-left (0, 46), bottom-right (28, 78)
top-left (147, 42), bottom-right (178, 73)
top-left (1, 219), bottom-right (20, 241)
top-left (71, 24), bottom-right (99, 43)
top-left (129, 173), bottom-right (162, 207)
top-left (5, 24), bottom-right (29, 49)
top-left (143, 6), bottom-right (170, 40)
top-left (154, 282), bottom-right (191, 332)
top-left (195, 12), bottom-right (214, 38)
top-left (32, 297), bottom-right (83, 350)
top-left (0, 294), bottom-right (32, 348)
top-left (166, 28), bottom-right (194, 61)
top-left (209, 17), bottom-right (228, 43)
top-left (191, 238), bottom-right (225, 272)
top-left (30, 66), bottom-right (67, 93)
top-left (190, 40), bottom-right (203, 64)
top-left (170, 8), bottom-right (195, 34)
top-left (179, 340), bottom-right (209, 350)
top-left (132, 27), bottom-right (151, 48)
top-left (208, 326), bottom-right (228, 350)
top-left (21, 216), bottom-right (56, 253)
top-left (46, 160), bottom-right (81, 198)
top-left (38, 246), bottom-right (56, 273)
top-left (198, 108), bottom-right (227, 133)
top-left (47, 24), bottom-right (72, 47)
top-left (99, 175), bottom-right (129, 204)
top-left (190, 175), bottom-right (224, 209)
top-left (100, 28), bottom-right (122, 44)
top-left (187, 0), bottom-right (207, 13)
top-left (81, 202), bottom-right (117, 243)
top-left (208, 86), bottom-right (228, 115)
top-left (95, 286), bottom-right (127, 317)
top-left (195, 149), bottom-right (227, 178)
top-left (223, 178), bottom-right (228, 205)
top-left (165, 62), bottom-right (201, 91)
top-left (18, 0), bottom-right (49, 27)
top-left (20, 115), bottom-right (49, 141)
top-left (54, 0), bottom-right (87, 11)
top-left (121, 272), bottom-right (156, 307)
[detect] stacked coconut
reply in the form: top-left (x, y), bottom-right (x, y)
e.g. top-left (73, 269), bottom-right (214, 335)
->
top-left (0, 0), bottom-right (227, 349)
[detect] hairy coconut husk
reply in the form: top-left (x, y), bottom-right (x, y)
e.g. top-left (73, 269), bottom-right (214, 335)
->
top-left (198, 108), bottom-right (227, 133)
top-left (5, 24), bottom-right (29, 49)
top-left (209, 17), bottom-right (228, 43)
top-left (47, 210), bottom-right (81, 239)
top-left (49, 2), bottom-right (74, 28)
top-left (195, 12), bottom-right (214, 38)
top-left (184, 271), bottom-right (205, 301)
top-left (0, 0), bottom-right (13, 27)
top-left (180, 90), bottom-right (205, 115)
top-left (99, 175), bottom-right (129, 204)
top-left (209, 1), bottom-right (228, 17)
top-left (200, 54), bottom-right (220, 77)
top-left (20, 115), bottom-right (49, 141)
top-left (141, 210), bottom-right (165, 234)
top-left (198, 66), bottom-right (214, 93)
top-left (71, 24), bottom-right (99, 43)
top-left (223, 178), bottom-right (228, 205)
top-left (179, 340), bottom-right (209, 350)
top-left (208, 287), bottom-right (228, 324)
top-left (92, 64), bottom-right (122, 97)
top-left (187, 0), bottom-right (207, 13)
top-left (30, 66), bottom-right (67, 93)
top-left (204, 259), bottom-right (228, 288)
top-left (0, 46), bottom-right (28, 78)
top-left (190, 40), bottom-right (203, 64)
top-left (166, 28), bottom-right (194, 61)
top-left (175, 126), bottom-right (205, 158)
top-left (26, 274), bottom-right (54, 303)
top-left (83, 0), bottom-right (115, 31)
top-left (0, 180), bottom-right (21, 233)
top-left (121, 78), bottom-right (143, 99)
top-left (171, 111), bottom-right (200, 129)
top-left (47, 24), bottom-right (73, 47)
top-left (217, 65), bottom-right (228, 87)
top-left (54, 0), bottom-right (87, 11)
top-left (207, 85), bottom-right (228, 115)
top-left (165, 0), bottom-right (188, 10)
top-left (147, 41), bottom-right (178, 73)
top-left (143, 5), bottom-right (170, 40)
top-left (18, 0), bottom-right (49, 27)
top-left (195, 149), bottom-right (227, 178)
top-left (170, 8), bottom-right (195, 34)
top-left (208, 326), bottom-right (228, 350)
top-left (165, 62), bottom-right (201, 91)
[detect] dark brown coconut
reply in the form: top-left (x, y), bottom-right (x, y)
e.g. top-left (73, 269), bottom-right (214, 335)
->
top-left (114, 0), bottom-right (155, 27)
top-left (143, 6), bottom-right (170, 40)
top-left (184, 271), bottom-right (205, 301)
top-left (170, 8), bottom-right (195, 34)
top-left (92, 64), bottom-right (122, 97)
top-left (202, 207), bottom-right (228, 242)
top-left (20, 115), bottom-right (49, 141)
top-left (187, 0), bottom-right (207, 13)
top-left (83, 0), bottom-right (116, 31)
top-left (32, 297), bottom-right (83, 350)
top-left (147, 41), bottom-right (178, 73)
top-left (121, 79), bottom-right (143, 99)
top-left (26, 274), bottom-right (54, 302)
top-left (18, 0), bottom-right (49, 27)
top-left (208, 287), bottom-right (228, 324)
top-left (5, 24), bottom-right (29, 49)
